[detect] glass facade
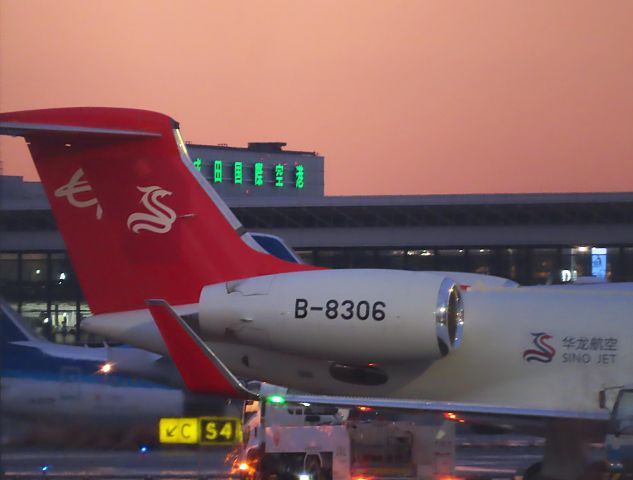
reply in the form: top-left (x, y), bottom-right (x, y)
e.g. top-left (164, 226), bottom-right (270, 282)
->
top-left (2, 244), bottom-right (632, 344)
top-left (0, 251), bottom-right (88, 344)
top-left (308, 245), bottom-right (633, 285)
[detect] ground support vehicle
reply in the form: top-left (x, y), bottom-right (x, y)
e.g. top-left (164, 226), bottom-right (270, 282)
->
top-left (234, 399), bottom-right (455, 480)
top-left (605, 388), bottom-right (633, 477)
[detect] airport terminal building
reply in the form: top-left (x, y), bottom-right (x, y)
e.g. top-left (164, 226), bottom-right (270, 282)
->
top-left (2, 141), bottom-right (633, 343)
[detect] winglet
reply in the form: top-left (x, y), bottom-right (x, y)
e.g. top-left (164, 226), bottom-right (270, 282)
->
top-left (146, 299), bottom-right (257, 399)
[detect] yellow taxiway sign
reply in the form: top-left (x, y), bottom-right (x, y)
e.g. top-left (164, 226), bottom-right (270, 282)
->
top-left (159, 417), bottom-right (200, 444)
top-left (159, 416), bottom-right (242, 445)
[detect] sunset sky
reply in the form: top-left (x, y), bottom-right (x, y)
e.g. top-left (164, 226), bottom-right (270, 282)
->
top-left (1, 0), bottom-right (632, 195)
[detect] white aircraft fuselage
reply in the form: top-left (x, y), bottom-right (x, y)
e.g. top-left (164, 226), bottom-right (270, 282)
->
top-left (84, 274), bottom-right (632, 417)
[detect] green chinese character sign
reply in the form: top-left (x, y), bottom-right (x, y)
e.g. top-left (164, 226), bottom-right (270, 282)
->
top-left (254, 163), bottom-right (264, 186)
top-left (197, 160), bottom-right (306, 189)
top-left (275, 164), bottom-right (284, 187)
top-left (234, 162), bottom-right (243, 185)
top-left (214, 160), bottom-right (223, 183)
top-left (295, 164), bottom-right (304, 189)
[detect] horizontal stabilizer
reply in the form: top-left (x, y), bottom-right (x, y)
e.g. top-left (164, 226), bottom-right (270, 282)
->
top-left (0, 121), bottom-right (161, 138)
top-left (146, 299), bottom-right (256, 399)
top-left (0, 298), bottom-right (42, 343)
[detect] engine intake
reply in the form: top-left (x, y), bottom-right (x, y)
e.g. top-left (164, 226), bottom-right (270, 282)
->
top-left (436, 277), bottom-right (464, 356)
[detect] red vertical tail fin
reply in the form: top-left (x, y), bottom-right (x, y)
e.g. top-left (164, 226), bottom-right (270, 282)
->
top-left (0, 107), bottom-right (314, 314)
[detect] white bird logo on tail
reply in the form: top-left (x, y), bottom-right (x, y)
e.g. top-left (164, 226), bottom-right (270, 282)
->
top-left (127, 186), bottom-right (177, 234)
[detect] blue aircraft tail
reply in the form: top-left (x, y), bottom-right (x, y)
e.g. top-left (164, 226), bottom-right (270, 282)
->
top-left (0, 298), bottom-right (41, 344)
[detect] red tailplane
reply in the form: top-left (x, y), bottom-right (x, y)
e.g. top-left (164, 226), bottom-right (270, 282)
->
top-left (0, 108), bottom-right (315, 314)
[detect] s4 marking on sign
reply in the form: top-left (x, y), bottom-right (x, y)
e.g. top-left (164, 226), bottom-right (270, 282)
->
top-left (200, 417), bottom-right (242, 445)
top-left (159, 417), bottom-right (200, 444)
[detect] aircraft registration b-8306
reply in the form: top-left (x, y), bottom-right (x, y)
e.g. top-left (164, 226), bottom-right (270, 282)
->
top-left (1, 107), bottom-right (631, 480)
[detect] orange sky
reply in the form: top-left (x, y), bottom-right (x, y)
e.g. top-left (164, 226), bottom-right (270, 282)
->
top-left (1, 0), bottom-right (632, 195)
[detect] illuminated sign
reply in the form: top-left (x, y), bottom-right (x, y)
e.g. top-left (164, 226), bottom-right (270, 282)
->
top-left (254, 162), bottom-right (264, 186)
top-left (295, 164), bottom-right (304, 189)
top-left (159, 417), bottom-right (200, 444)
top-left (196, 159), bottom-right (307, 189)
top-left (234, 161), bottom-right (243, 184)
top-left (199, 417), bottom-right (242, 445)
top-left (159, 416), bottom-right (242, 445)
top-left (275, 164), bottom-right (284, 187)
top-left (561, 269), bottom-right (574, 283)
top-left (214, 160), bottom-right (223, 183)
top-left (592, 247), bottom-right (607, 280)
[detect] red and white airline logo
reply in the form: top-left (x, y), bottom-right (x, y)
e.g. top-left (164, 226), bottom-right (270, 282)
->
top-left (127, 186), bottom-right (177, 234)
top-left (54, 168), bottom-right (103, 220)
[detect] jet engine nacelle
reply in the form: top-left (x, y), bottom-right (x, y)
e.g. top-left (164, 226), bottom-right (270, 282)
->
top-left (198, 270), bottom-right (464, 364)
